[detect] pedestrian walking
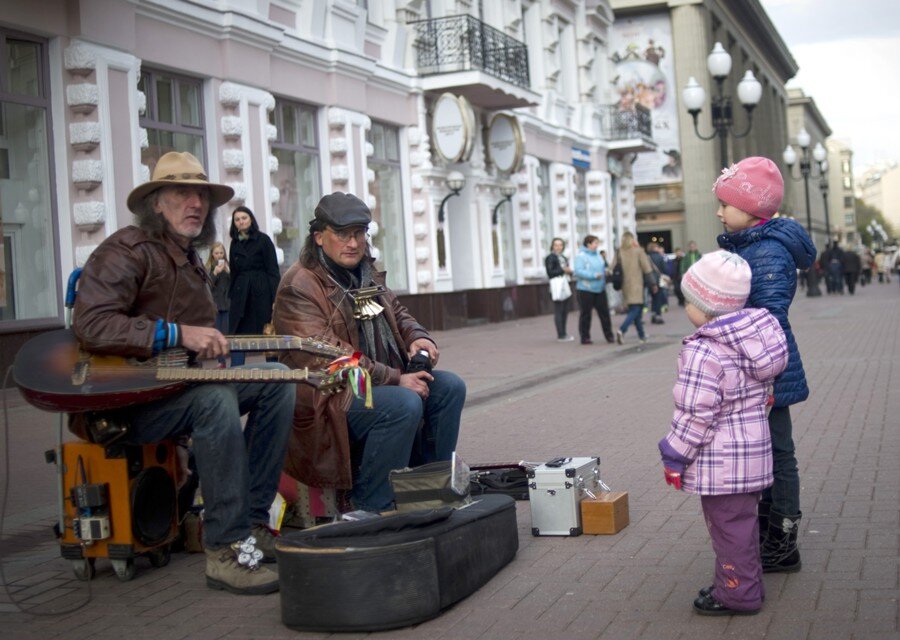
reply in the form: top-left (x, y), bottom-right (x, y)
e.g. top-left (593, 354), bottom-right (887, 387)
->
top-left (672, 247), bottom-right (686, 306)
top-left (610, 230), bottom-right (655, 344)
top-left (659, 250), bottom-right (788, 616)
top-left (714, 156), bottom-right (816, 574)
top-left (860, 248), bottom-right (873, 285)
top-left (574, 235), bottom-right (614, 344)
top-left (841, 245), bottom-right (861, 295)
top-left (545, 237), bottom-right (575, 342)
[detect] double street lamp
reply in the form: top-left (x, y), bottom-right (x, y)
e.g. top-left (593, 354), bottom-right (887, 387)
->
top-left (867, 220), bottom-right (888, 250)
top-left (783, 128), bottom-right (827, 297)
top-left (682, 42), bottom-right (763, 169)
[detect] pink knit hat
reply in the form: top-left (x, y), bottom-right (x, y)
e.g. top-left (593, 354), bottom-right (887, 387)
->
top-left (713, 156), bottom-right (783, 220)
top-left (681, 250), bottom-right (752, 317)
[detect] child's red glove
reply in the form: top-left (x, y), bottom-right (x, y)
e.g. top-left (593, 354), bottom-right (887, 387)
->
top-left (663, 468), bottom-right (682, 490)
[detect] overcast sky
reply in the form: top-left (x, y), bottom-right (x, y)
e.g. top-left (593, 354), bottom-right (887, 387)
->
top-left (760, 0), bottom-right (900, 171)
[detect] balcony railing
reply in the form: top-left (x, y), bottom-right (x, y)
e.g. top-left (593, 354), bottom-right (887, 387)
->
top-left (410, 14), bottom-right (530, 91)
top-left (599, 104), bottom-right (653, 142)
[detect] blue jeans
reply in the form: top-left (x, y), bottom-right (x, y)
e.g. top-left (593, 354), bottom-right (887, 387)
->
top-left (619, 303), bottom-right (646, 339)
top-left (346, 370), bottom-right (466, 512)
top-left (762, 406), bottom-right (800, 517)
top-left (119, 363), bottom-right (294, 548)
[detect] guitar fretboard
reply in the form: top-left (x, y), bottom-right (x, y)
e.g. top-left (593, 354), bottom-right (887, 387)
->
top-left (156, 367), bottom-right (311, 382)
top-left (225, 335), bottom-right (346, 358)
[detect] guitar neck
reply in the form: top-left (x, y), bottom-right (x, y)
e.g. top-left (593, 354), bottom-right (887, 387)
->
top-left (156, 366), bottom-right (311, 383)
top-left (225, 335), bottom-right (347, 358)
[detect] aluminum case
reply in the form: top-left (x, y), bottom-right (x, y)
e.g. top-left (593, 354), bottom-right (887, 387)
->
top-left (527, 457), bottom-right (601, 536)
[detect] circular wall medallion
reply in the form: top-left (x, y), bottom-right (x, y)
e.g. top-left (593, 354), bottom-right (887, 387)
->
top-left (431, 93), bottom-right (471, 164)
top-left (488, 113), bottom-right (524, 174)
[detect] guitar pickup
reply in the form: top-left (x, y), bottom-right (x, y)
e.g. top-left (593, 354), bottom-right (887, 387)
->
top-left (72, 360), bottom-right (89, 386)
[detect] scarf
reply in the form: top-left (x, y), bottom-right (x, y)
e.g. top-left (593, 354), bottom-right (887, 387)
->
top-left (317, 247), bottom-right (404, 370)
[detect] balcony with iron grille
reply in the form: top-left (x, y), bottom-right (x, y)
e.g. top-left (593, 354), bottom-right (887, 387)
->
top-left (410, 14), bottom-right (540, 110)
top-left (599, 103), bottom-right (656, 153)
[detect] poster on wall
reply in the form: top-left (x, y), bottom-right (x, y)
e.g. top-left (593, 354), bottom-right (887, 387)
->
top-left (610, 13), bottom-right (682, 186)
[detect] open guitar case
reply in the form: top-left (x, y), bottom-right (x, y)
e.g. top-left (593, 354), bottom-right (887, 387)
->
top-left (276, 494), bottom-right (518, 632)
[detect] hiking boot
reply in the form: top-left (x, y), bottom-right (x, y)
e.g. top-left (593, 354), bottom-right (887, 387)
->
top-left (761, 510), bottom-right (802, 573)
top-left (205, 537), bottom-right (279, 595)
top-left (250, 523), bottom-right (278, 563)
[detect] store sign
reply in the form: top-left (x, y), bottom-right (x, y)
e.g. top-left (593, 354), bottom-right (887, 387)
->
top-left (431, 93), bottom-right (473, 164)
top-left (572, 146), bottom-right (590, 169)
top-left (487, 113), bottom-right (524, 174)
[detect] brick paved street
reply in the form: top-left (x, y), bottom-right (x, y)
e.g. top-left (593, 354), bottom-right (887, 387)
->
top-left (1, 283), bottom-right (898, 639)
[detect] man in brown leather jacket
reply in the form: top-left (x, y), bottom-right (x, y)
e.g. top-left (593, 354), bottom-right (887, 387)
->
top-left (73, 152), bottom-right (293, 595)
top-left (273, 192), bottom-right (465, 512)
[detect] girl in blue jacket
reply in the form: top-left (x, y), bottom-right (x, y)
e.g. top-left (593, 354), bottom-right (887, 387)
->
top-left (714, 157), bottom-right (816, 574)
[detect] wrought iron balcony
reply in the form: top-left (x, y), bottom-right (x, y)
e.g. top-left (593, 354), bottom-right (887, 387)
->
top-left (410, 14), bottom-right (530, 92)
top-left (599, 104), bottom-right (653, 143)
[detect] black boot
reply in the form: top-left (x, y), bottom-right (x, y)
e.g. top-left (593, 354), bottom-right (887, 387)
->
top-left (762, 510), bottom-right (801, 573)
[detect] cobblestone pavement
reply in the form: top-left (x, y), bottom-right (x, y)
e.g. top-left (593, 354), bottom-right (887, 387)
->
top-left (1, 282), bottom-right (897, 639)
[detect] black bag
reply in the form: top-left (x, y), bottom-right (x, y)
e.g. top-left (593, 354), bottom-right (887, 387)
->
top-left (469, 467), bottom-right (530, 500)
top-left (609, 253), bottom-right (623, 291)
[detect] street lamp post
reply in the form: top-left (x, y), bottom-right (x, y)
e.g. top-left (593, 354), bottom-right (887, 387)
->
top-left (819, 174), bottom-right (831, 245)
top-left (682, 42), bottom-right (763, 169)
top-left (783, 129), bottom-right (827, 297)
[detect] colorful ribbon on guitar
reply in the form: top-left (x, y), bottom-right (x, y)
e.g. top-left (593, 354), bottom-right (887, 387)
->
top-left (326, 352), bottom-right (373, 408)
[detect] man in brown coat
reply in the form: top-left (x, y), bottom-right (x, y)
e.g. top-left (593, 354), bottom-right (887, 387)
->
top-left (73, 152), bottom-right (293, 595)
top-left (273, 192), bottom-right (465, 512)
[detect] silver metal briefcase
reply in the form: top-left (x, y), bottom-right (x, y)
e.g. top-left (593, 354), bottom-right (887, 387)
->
top-left (527, 456), bottom-right (601, 536)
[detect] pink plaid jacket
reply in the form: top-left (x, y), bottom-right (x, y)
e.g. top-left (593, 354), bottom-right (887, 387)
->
top-left (661, 308), bottom-right (788, 495)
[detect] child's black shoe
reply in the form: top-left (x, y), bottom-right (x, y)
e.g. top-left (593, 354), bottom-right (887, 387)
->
top-left (693, 593), bottom-right (759, 616)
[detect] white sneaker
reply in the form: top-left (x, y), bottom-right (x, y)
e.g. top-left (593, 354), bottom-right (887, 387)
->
top-left (615, 330), bottom-right (624, 345)
top-left (557, 335), bottom-right (575, 342)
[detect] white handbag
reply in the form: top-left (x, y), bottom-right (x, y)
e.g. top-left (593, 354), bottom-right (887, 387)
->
top-left (549, 276), bottom-right (572, 301)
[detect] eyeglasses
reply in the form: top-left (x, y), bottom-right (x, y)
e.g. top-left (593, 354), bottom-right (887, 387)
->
top-left (329, 227), bottom-right (368, 243)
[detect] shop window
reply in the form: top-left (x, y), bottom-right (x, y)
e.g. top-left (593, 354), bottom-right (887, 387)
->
top-left (138, 69), bottom-right (205, 175)
top-left (367, 122), bottom-right (408, 291)
top-left (0, 31), bottom-right (59, 324)
top-left (270, 99), bottom-right (321, 270)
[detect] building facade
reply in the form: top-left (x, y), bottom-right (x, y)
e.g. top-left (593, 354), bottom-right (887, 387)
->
top-left (825, 138), bottom-right (857, 246)
top-left (610, 0), bottom-right (798, 252)
top-left (0, 0), bottom-right (656, 368)
top-left (858, 163), bottom-right (900, 237)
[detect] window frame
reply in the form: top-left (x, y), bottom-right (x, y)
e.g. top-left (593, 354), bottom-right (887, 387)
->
top-left (138, 68), bottom-right (207, 165)
top-left (366, 120), bottom-right (409, 292)
top-left (0, 28), bottom-right (63, 330)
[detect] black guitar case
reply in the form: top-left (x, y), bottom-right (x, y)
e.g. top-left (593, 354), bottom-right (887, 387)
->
top-left (276, 494), bottom-right (518, 632)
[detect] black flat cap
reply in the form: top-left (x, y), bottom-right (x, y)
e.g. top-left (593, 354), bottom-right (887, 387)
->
top-left (314, 192), bottom-right (372, 229)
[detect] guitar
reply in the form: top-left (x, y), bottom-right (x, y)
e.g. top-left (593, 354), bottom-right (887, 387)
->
top-left (14, 329), bottom-right (351, 413)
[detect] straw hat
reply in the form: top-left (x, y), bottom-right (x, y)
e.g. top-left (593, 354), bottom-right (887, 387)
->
top-left (126, 152), bottom-right (234, 213)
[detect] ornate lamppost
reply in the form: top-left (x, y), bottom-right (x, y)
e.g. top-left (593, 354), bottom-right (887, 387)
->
top-left (682, 42), bottom-right (763, 169)
top-left (783, 128), bottom-right (827, 297)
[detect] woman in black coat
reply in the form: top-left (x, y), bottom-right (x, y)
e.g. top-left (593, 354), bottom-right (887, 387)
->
top-left (228, 206), bottom-right (281, 365)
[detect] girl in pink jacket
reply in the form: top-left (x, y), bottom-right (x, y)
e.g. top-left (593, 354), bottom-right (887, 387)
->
top-left (658, 250), bottom-right (788, 616)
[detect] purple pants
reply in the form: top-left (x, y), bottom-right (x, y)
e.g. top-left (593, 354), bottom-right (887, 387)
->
top-left (700, 492), bottom-right (764, 611)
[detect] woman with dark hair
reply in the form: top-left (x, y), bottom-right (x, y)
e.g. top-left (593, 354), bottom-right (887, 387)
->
top-left (545, 237), bottom-right (574, 341)
top-left (228, 206), bottom-right (281, 365)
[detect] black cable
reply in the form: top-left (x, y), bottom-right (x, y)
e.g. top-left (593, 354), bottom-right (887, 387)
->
top-left (0, 365), bottom-right (92, 614)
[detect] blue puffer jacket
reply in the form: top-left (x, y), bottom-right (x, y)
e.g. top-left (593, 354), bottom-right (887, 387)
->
top-left (717, 218), bottom-right (816, 407)
top-left (574, 247), bottom-right (606, 292)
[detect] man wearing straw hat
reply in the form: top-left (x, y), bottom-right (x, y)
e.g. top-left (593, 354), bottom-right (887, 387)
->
top-left (73, 152), bottom-right (293, 595)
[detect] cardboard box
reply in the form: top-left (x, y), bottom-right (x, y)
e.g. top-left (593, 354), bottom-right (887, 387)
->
top-left (580, 491), bottom-right (629, 534)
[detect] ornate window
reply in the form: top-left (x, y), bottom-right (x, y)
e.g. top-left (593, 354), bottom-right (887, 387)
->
top-left (367, 121), bottom-right (408, 291)
top-left (270, 99), bottom-right (321, 270)
top-left (138, 69), bottom-right (205, 175)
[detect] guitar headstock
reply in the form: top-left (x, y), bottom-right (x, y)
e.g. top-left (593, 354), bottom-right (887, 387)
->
top-left (307, 367), bottom-right (352, 395)
top-left (268, 335), bottom-right (350, 360)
